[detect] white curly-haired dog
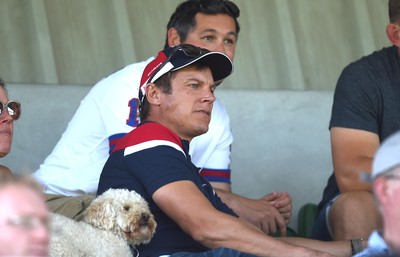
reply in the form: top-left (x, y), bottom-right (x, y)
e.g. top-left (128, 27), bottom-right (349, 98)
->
top-left (50, 188), bottom-right (157, 257)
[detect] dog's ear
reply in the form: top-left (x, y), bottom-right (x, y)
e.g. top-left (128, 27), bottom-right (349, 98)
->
top-left (84, 198), bottom-right (116, 230)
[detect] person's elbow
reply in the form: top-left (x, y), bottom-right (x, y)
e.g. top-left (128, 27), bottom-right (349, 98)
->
top-left (183, 216), bottom-right (226, 247)
top-left (336, 170), bottom-right (372, 192)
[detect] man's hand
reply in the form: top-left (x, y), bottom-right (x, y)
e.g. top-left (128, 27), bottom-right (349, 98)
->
top-left (262, 192), bottom-right (292, 225)
top-left (214, 188), bottom-right (291, 236)
top-left (237, 196), bottom-right (288, 236)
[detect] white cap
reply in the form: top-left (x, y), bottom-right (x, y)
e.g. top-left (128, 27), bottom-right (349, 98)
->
top-left (372, 130), bottom-right (400, 179)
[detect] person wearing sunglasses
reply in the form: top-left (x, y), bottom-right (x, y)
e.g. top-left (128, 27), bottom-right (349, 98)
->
top-left (0, 81), bottom-right (48, 256)
top-left (0, 78), bottom-right (21, 180)
top-left (33, 0), bottom-right (292, 236)
top-left (97, 44), bottom-right (356, 257)
top-left (0, 176), bottom-right (50, 257)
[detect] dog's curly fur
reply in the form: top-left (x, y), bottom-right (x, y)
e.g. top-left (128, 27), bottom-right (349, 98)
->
top-left (50, 188), bottom-right (157, 257)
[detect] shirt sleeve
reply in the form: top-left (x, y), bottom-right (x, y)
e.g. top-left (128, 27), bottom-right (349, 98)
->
top-left (100, 62), bottom-right (149, 151)
top-left (126, 146), bottom-right (195, 196)
top-left (329, 61), bottom-right (381, 134)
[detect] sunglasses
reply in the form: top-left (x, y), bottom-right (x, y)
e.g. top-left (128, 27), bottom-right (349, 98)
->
top-left (141, 44), bottom-right (208, 103)
top-left (148, 44), bottom-right (207, 82)
top-left (4, 214), bottom-right (50, 231)
top-left (0, 100), bottom-right (21, 120)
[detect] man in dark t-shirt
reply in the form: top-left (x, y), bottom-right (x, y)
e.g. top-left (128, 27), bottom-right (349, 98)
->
top-left (311, 0), bottom-right (400, 242)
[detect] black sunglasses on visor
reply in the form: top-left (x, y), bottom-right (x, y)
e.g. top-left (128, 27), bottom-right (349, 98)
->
top-left (147, 44), bottom-right (208, 84)
top-left (140, 44), bottom-right (209, 103)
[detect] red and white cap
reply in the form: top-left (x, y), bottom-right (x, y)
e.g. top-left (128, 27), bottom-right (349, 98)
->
top-left (139, 44), bottom-right (233, 103)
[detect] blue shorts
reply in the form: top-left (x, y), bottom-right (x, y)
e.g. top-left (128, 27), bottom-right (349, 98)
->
top-left (168, 247), bottom-right (258, 257)
top-left (310, 193), bottom-right (341, 241)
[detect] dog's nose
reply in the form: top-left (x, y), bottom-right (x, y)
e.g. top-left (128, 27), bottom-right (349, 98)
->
top-left (139, 213), bottom-right (149, 226)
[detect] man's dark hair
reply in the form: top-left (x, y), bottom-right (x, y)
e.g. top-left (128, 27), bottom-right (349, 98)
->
top-left (389, 0), bottom-right (400, 23)
top-left (164, 0), bottom-right (240, 49)
top-left (139, 72), bottom-right (173, 121)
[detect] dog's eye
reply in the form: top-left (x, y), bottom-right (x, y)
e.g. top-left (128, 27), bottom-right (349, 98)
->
top-left (123, 205), bottom-right (130, 212)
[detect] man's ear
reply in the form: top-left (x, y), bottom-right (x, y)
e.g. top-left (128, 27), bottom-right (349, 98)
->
top-left (386, 23), bottom-right (400, 47)
top-left (145, 83), bottom-right (161, 105)
top-left (167, 28), bottom-right (182, 47)
top-left (374, 178), bottom-right (389, 205)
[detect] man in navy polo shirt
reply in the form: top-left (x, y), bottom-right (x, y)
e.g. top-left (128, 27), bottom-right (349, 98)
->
top-left (97, 44), bottom-right (349, 257)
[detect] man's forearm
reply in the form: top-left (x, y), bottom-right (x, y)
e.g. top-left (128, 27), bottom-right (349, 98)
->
top-left (214, 188), bottom-right (240, 211)
top-left (209, 181), bottom-right (232, 192)
top-left (279, 237), bottom-right (354, 257)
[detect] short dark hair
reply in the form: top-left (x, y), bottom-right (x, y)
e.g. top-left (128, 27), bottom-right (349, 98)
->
top-left (164, 0), bottom-right (240, 49)
top-left (139, 72), bottom-right (173, 121)
top-left (389, 0), bottom-right (400, 23)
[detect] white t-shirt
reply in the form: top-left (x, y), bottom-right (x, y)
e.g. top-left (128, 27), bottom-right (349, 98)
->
top-left (32, 57), bottom-right (233, 196)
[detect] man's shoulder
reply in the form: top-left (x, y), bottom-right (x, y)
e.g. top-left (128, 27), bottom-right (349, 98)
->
top-left (132, 122), bottom-right (181, 143)
top-left (113, 122), bottom-right (183, 153)
top-left (343, 46), bottom-right (396, 73)
top-left (335, 46), bottom-right (398, 93)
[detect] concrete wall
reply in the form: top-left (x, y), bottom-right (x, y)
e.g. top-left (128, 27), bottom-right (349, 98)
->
top-left (216, 89), bottom-right (334, 230)
top-left (2, 84), bottom-right (335, 231)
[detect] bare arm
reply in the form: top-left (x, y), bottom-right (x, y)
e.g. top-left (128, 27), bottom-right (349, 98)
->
top-left (214, 188), bottom-right (291, 236)
top-left (210, 182), bottom-right (292, 218)
top-left (153, 180), bottom-right (339, 257)
top-left (209, 181), bottom-right (231, 191)
top-left (331, 127), bottom-right (379, 192)
top-left (261, 192), bottom-right (292, 223)
top-left (279, 237), bottom-right (353, 257)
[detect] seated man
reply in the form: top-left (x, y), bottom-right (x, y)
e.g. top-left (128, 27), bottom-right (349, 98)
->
top-left (312, 0), bottom-right (400, 241)
top-left (98, 44), bottom-right (356, 257)
top-left (0, 175), bottom-right (50, 257)
top-left (33, 0), bottom-right (291, 235)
